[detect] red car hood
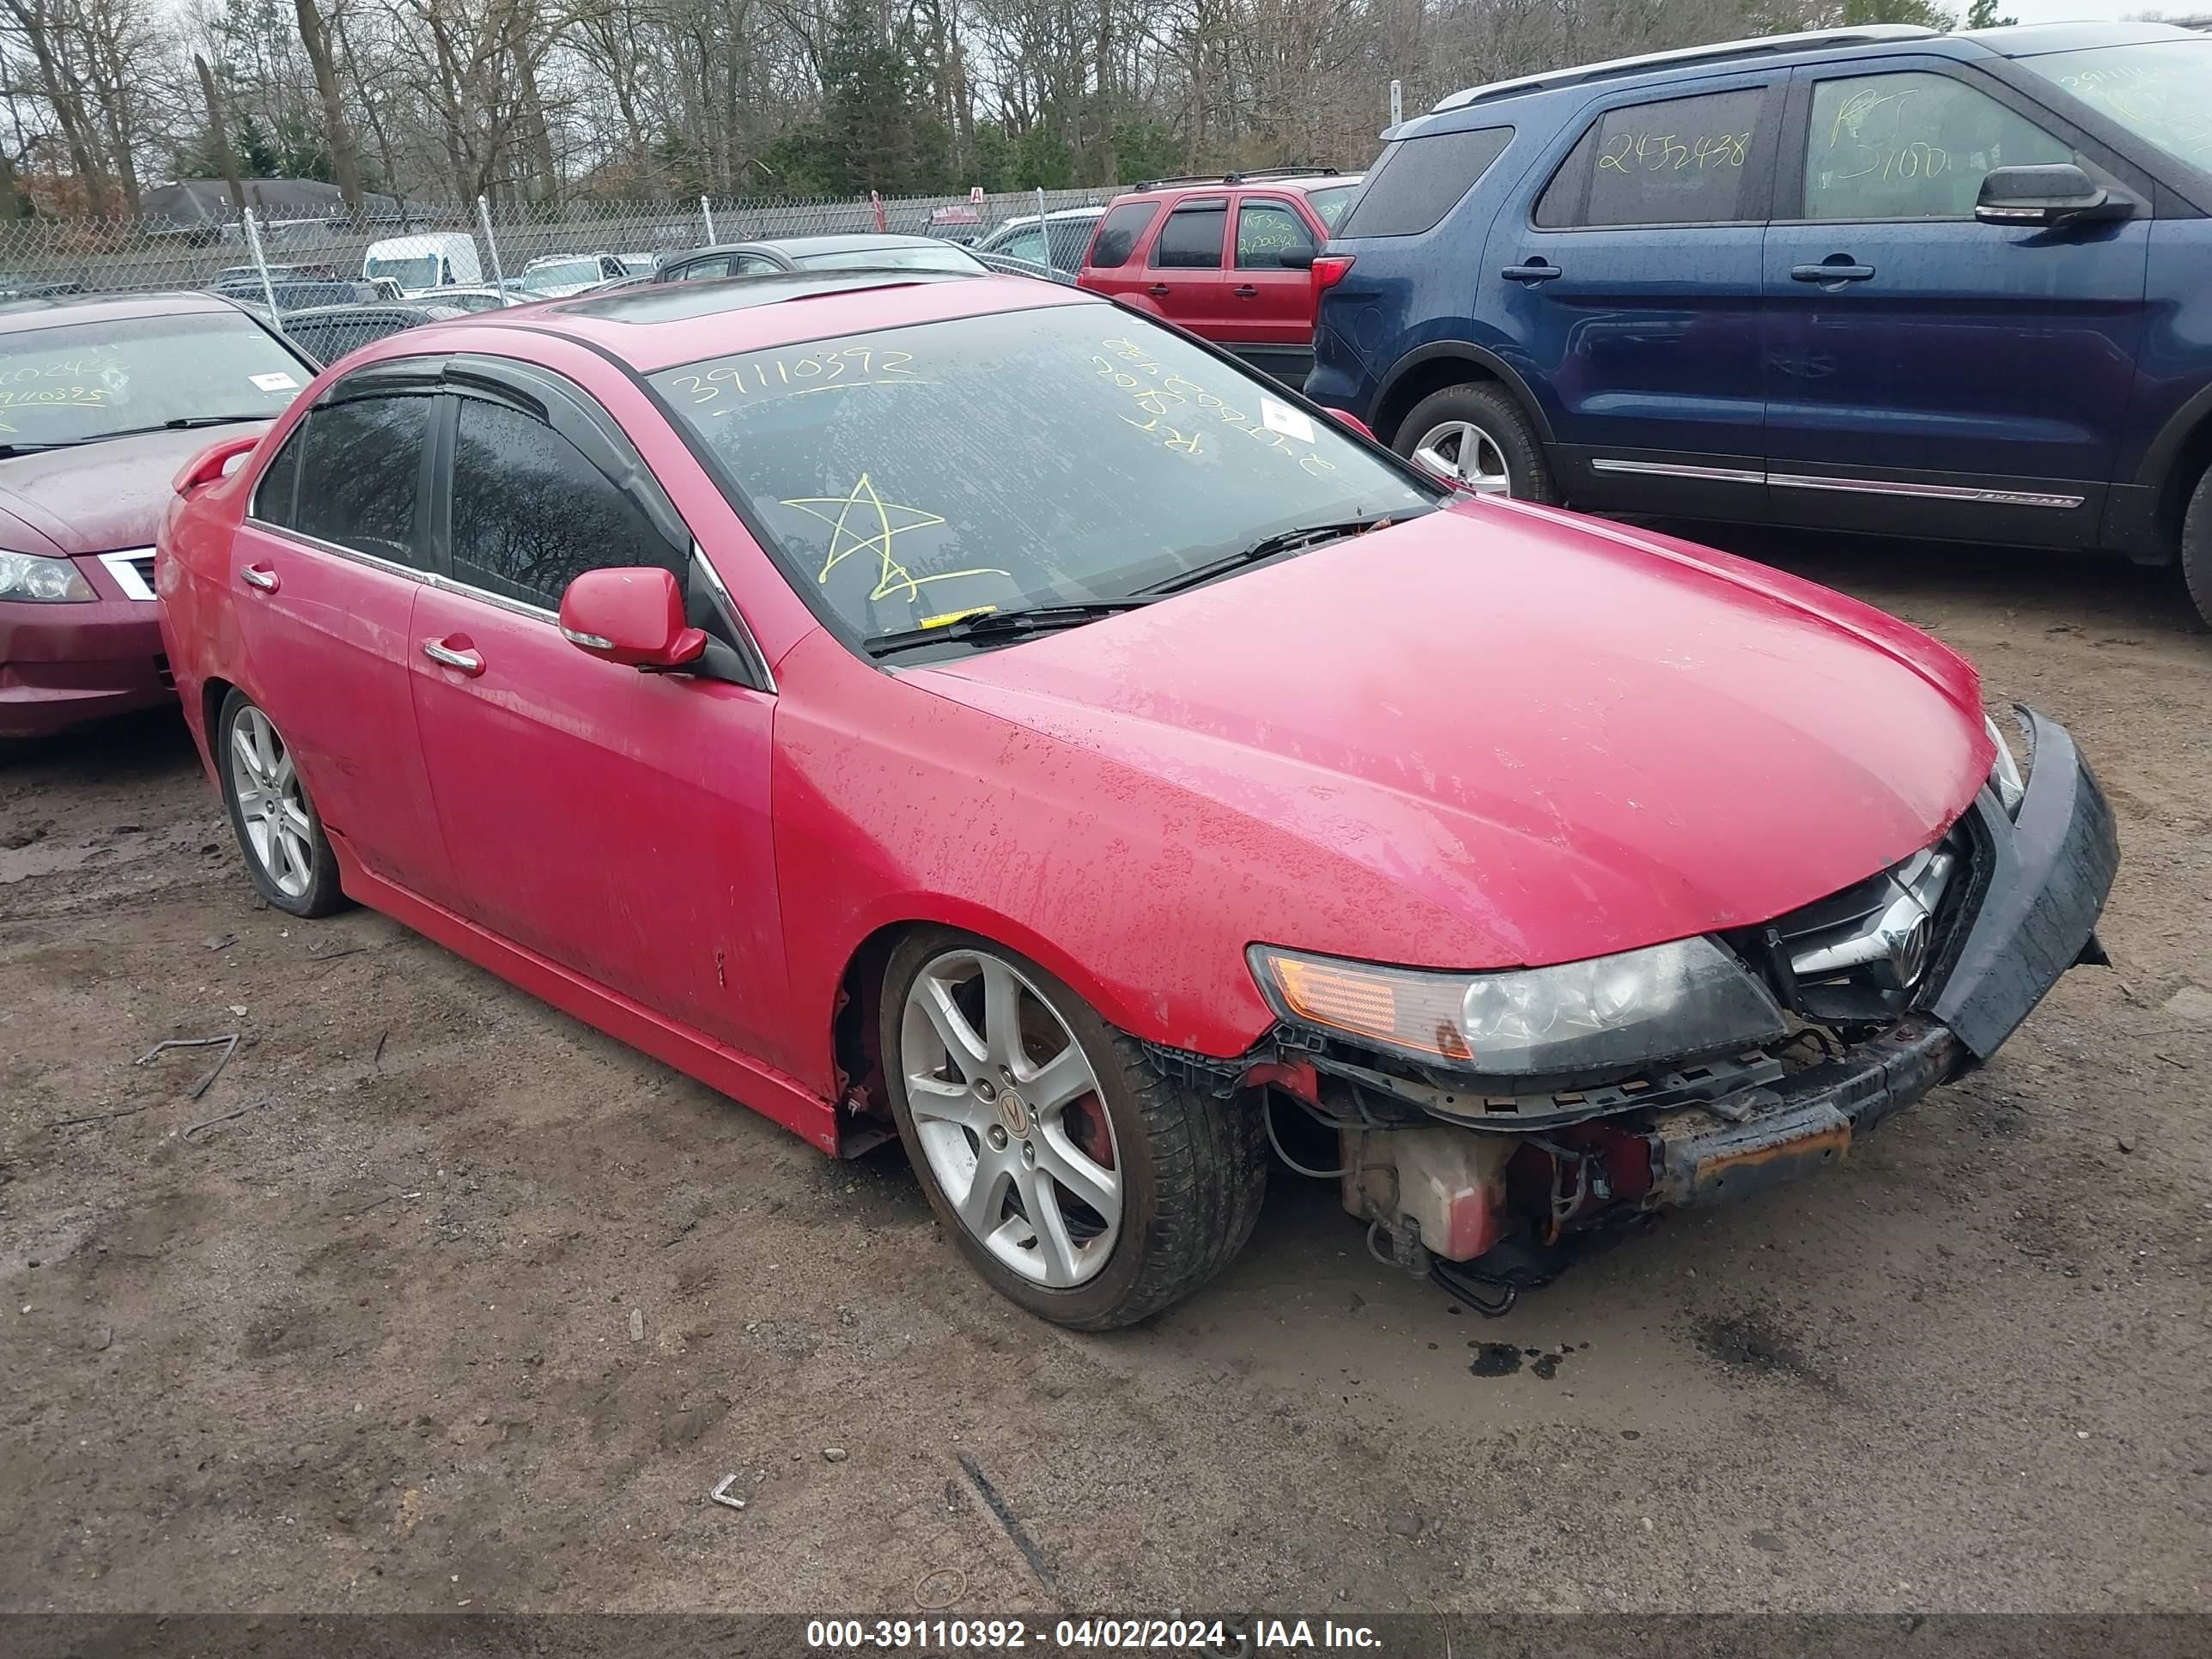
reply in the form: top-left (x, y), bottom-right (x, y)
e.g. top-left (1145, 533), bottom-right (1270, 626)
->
top-left (913, 501), bottom-right (1990, 969)
top-left (0, 424), bottom-right (268, 556)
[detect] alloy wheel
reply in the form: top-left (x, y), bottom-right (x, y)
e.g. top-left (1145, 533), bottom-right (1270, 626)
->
top-left (900, 949), bottom-right (1122, 1288)
top-left (228, 704), bottom-right (314, 899)
top-left (1412, 420), bottom-right (1513, 493)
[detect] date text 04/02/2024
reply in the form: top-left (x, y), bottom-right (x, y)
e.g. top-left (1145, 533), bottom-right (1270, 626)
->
top-left (803, 1618), bottom-right (1383, 1650)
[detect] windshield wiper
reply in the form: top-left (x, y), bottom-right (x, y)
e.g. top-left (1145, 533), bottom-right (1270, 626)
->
top-left (1137, 514), bottom-right (1412, 597)
top-left (79, 415), bottom-right (274, 444)
top-left (0, 440), bottom-right (84, 457)
top-left (865, 599), bottom-right (1162, 657)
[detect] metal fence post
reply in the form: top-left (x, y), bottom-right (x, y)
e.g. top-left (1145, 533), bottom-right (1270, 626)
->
top-left (1036, 186), bottom-right (1052, 273)
top-left (243, 207), bottom-right (282, 331)
top-left (477, 194), bottom-right (507, 294)
top-left (700, 195), bottom-right (718, 245)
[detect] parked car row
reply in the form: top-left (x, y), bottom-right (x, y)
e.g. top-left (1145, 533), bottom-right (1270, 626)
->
top-left (0, 33), bottom-right (2154, 1333)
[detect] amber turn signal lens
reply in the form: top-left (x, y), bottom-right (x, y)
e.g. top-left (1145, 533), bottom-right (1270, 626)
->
top-left (1261, 951), bottom-right (1473, 1061)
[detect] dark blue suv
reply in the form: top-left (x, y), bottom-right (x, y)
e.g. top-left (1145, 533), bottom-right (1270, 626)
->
top-left (1308, 22), bottom-right (2212, 625)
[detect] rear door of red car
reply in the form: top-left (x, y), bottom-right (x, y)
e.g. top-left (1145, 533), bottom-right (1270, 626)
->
top-left (232, 362), bottom-right (455, 902)
top-left (1228, 193), bottom-right (1324, 379)
top-left (1076, 199), bottom-right (1164, 302)
top-left (404, 359), bottom-right (790, 1062)
top-left (1138, 197), bottom-right (1231, 337)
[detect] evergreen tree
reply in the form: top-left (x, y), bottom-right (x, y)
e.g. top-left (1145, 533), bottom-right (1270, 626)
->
top-left (822, 0), bottom-right (912, 193)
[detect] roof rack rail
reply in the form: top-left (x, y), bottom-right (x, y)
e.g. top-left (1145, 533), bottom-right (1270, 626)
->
top-left (1134, 165), bottom-right (1340, 190)
top-left (1428, 26), bottom-right (1942, 114)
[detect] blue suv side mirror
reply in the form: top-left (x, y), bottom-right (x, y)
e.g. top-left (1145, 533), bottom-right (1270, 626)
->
top-left (1975, 164), bottom-right (2132, 228)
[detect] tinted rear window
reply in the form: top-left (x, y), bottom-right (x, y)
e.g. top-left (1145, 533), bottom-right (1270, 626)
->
top-left (1087, 202), bottom-right (1159, 268)
top-left (1150, 203), bottom-right (1227, 268)
top-left (1534, 88), bottom-right (1768, 228)
top-left (1339, 128), bottom-right (1513, 236)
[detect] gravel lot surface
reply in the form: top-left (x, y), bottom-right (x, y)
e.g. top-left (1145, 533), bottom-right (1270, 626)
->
top-left (3, 531), bottom-right (2207, 1617)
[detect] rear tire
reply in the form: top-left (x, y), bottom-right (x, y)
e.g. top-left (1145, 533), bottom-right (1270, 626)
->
top-left (2182, 464), bottom-right (2212, 630)
top-left (1395, 381), bottom-right (1555, 501)
top-left (216, 688), bottom-right (347, 918)
top-left (881, 928), bottom-right (1267, 1329)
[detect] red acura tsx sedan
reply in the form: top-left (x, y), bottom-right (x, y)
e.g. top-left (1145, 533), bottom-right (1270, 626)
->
top-left (156, 270), bottom-right (2116, 1328)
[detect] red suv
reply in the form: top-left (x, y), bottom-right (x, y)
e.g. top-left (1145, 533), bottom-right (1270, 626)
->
top-left (1077, 169), bottom-right (1362, 386)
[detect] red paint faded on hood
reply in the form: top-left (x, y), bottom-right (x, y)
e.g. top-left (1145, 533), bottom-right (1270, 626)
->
top-left (0, 424), bottom-right (268, 556)
top-left (914, 500), bottom-right (1989, 971)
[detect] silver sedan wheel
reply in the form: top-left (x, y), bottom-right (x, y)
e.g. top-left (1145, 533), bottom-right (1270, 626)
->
top-left (900, 949), bottom-right (1122, 1288)
top-left (228, 704), bottom-right (313, 899)
top-left (1412, 420), bottom-right (1513, 493)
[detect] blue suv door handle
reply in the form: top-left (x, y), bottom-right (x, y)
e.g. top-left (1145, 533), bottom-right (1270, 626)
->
top-left (1502, 258), bottom-right (1563, 283)
top-left (1792, 258), bottom-right (1877, 283)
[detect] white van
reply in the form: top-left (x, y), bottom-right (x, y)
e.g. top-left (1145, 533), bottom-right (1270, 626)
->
top-left (362, 232), bottom-right (483, 296)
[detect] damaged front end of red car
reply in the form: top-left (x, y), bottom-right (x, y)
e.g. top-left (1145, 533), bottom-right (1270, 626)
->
top-left (1160, 708), bottom-right (2117, 1310)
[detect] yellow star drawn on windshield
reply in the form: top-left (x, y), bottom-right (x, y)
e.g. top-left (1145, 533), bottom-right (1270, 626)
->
top-left (781, 472), bottom-right (1007, 603)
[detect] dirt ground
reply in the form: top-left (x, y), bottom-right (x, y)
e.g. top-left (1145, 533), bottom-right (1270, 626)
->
top-left (3, 528), bottom-right (2209, 1619)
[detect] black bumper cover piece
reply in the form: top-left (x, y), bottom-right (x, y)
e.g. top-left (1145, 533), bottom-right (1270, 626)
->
top-left (1650, 706), bottom-right (2117, 1212)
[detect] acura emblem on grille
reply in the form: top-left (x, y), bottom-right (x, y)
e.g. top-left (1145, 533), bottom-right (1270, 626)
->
top-left (1787, 846), bottom-right (1956, 994)
top-left (1891, 912), bottom-right (1935, 989)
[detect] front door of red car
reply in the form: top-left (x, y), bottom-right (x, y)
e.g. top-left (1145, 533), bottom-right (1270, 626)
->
top-left (231, 368), bottom-right (455, 902)
top-left (1229, 194), bottom-right (1323, 382)
top-left (404, 373), bottom-right (791, 1068)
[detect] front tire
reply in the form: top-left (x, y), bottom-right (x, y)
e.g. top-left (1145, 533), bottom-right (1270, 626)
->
top-left (1396, 381), bottom-right (1555, 501)
top-left (881, 929), bottom-right (1267, 1329)
top-left (2182, 463), bottom-right (2212, 631)
top-left (216, 688), bottom-right (346, 917)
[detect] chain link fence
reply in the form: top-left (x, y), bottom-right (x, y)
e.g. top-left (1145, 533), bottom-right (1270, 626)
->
top-left (0, 187), bottom-right (1121, 311)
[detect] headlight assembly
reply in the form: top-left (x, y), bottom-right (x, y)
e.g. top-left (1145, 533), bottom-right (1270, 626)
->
top-left (1247, 937), bottom-right (1787, 1079)
top-left (0, 549), bottom-right (94, 603)
top-left (1984, 713), bottom-right (2025, 817)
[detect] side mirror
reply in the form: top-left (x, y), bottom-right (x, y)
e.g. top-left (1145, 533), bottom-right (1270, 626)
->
top-left (173, 433), bottom-right (264, 496)
top-left (1276, 246), bottom-right (1318, 270)
top-left (1975, 164), bottom-right (2127, 228)
top-left (558, 566), bottom-right (707, 671)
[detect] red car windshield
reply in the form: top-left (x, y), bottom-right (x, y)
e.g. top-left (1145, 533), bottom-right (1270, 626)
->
top-left (0, 313), bottom-right (306, 447)
top-left (650, 303), bottom-right (1436, 642)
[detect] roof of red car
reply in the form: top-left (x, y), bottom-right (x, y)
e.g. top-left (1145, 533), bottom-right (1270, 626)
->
top-left (0, 288), bottom-right (247, 335)
top-left (1111, 171), bottom-right (1360, 202)
top-left (396, 270), bottom-right (1098, 375)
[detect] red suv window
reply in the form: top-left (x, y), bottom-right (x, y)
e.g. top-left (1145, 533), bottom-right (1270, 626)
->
top-left (1150, 201), bottom-right (1228, 268)
top-left (1086, 201), bottom-right (1160, 268)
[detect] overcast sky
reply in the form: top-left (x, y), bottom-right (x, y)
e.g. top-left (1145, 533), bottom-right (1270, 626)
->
top-left (1996, 1), bottom-right (2188, 21)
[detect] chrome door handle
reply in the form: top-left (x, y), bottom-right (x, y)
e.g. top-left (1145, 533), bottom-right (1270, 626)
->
top-left (240, 564), bottom-right (278, 592)
top-left (421, 639), bottom-right (483, 675)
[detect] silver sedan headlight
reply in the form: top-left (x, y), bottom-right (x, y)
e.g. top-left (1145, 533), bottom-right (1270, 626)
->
top-left (1247, 937), bottom-right (1787, 1078)
top-left (0, 548), bottom-right (94, 602)
top-left (1984, 713), bottom-right (2025, 817)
